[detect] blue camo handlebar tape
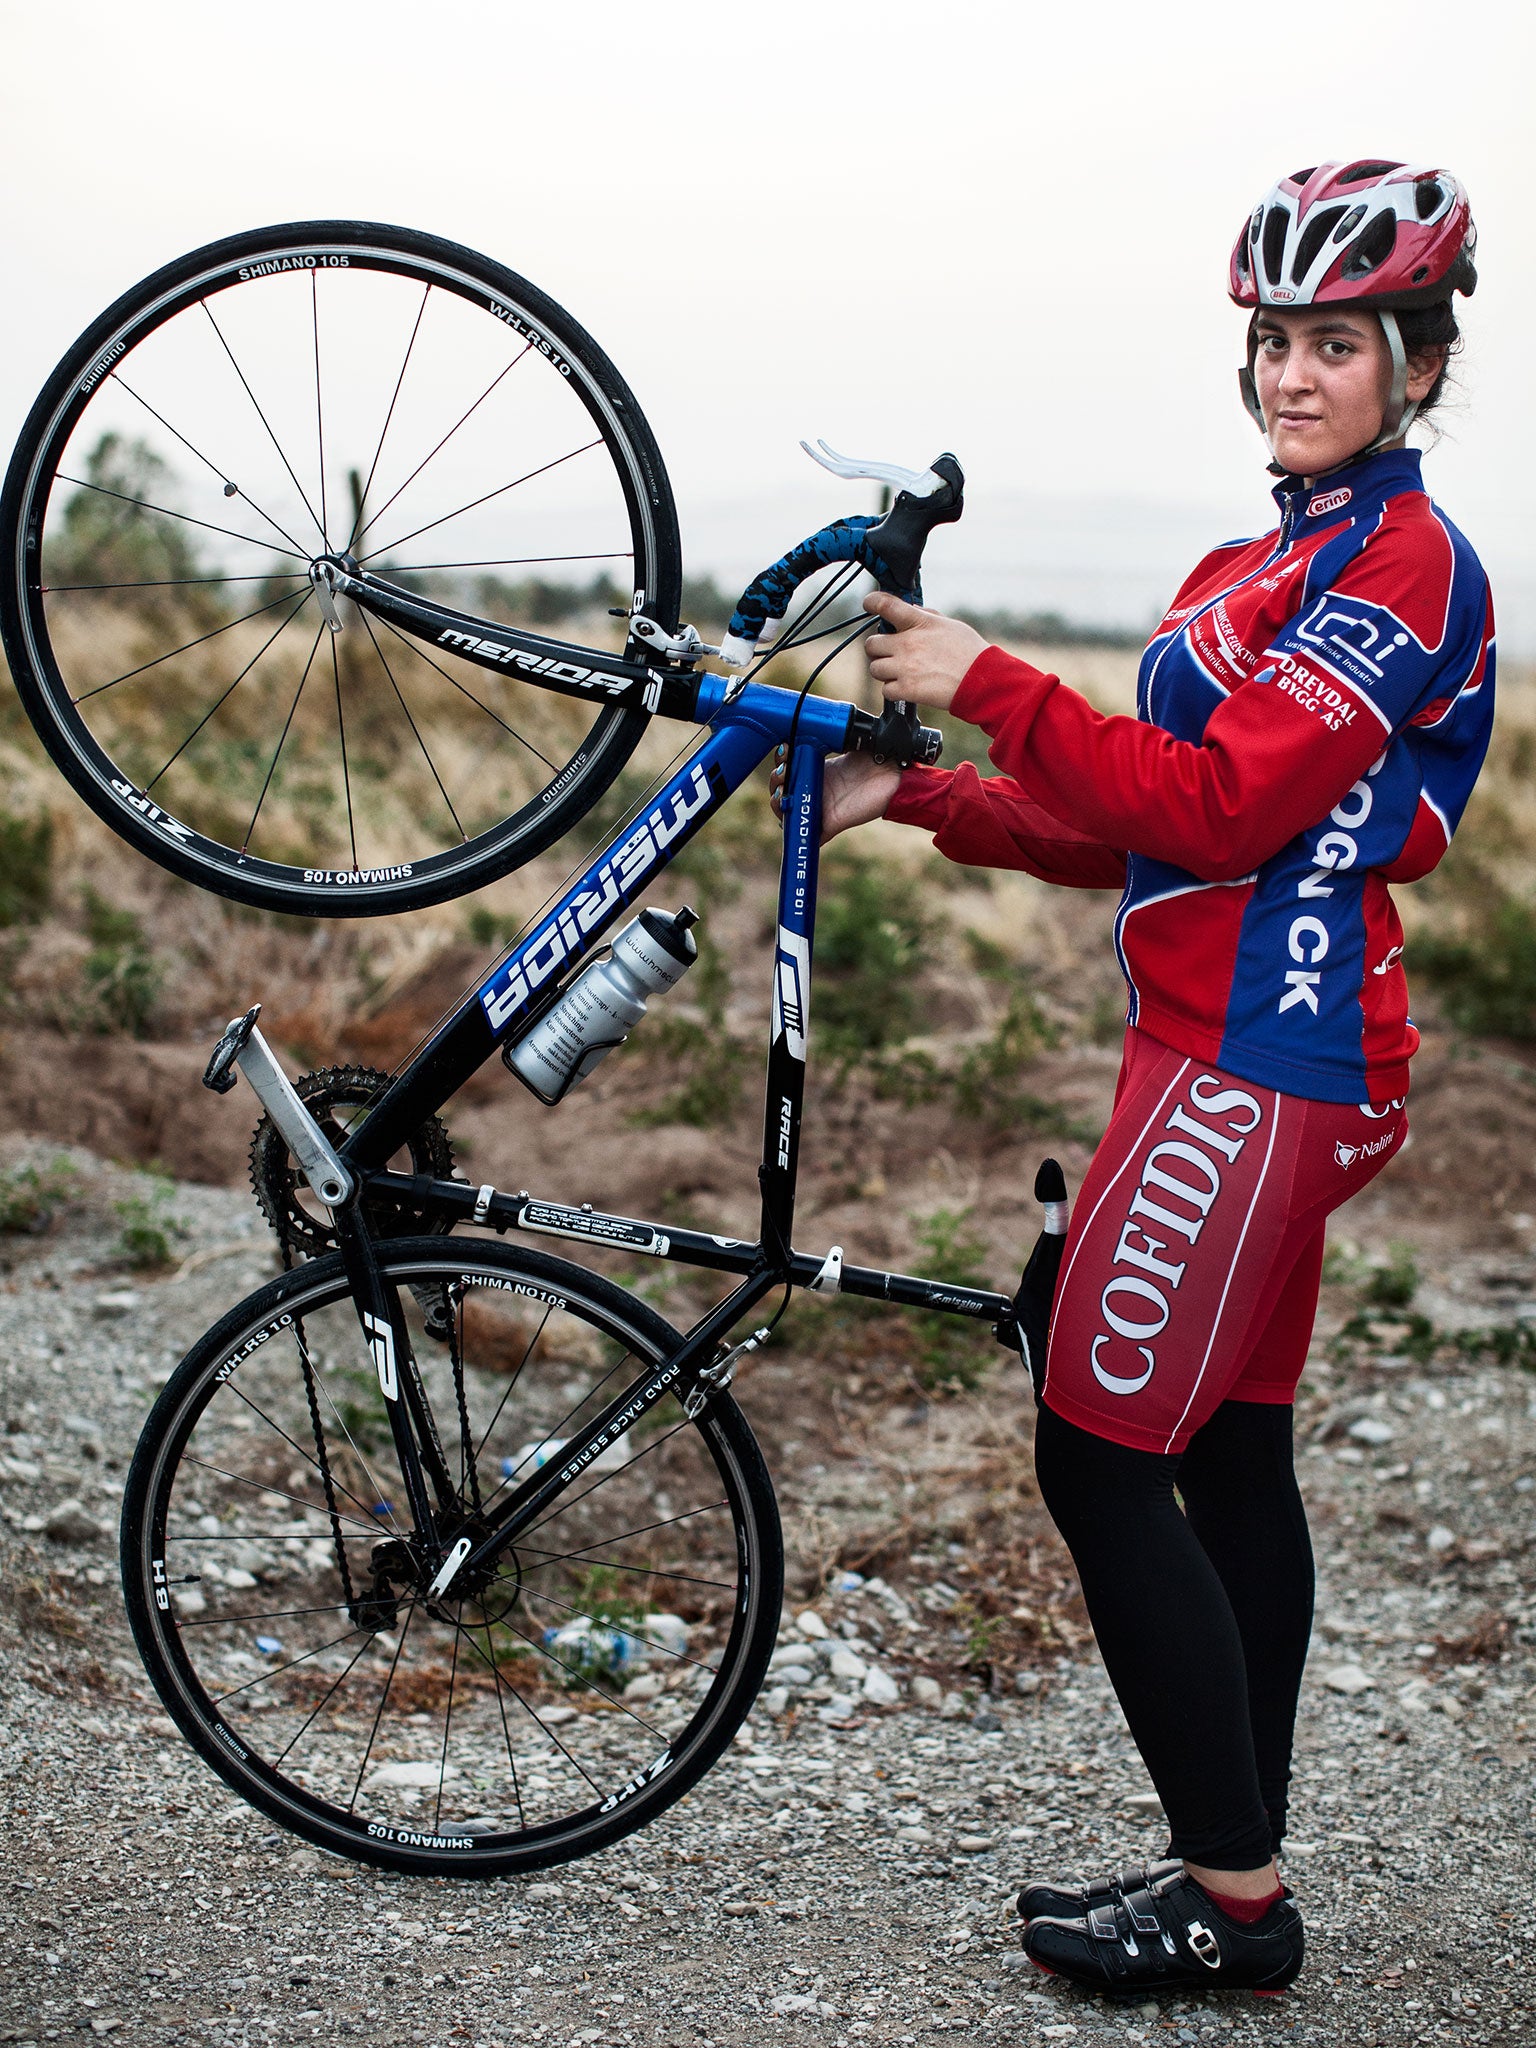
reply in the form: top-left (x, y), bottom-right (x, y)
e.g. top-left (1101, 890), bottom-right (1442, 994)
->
top-left (719, 515), bottom-right (921, 666)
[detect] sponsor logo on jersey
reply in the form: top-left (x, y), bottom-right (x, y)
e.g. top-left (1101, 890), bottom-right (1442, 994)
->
top-left (1307, 487), bottom-right (1353, 517)
top-left (1335, 1128), bottom-right (1398, 1169)
top-left (1278, 761), bottom-right (1384, 1016)
top-left (1088, 1074), bottom-right (1266, 1398)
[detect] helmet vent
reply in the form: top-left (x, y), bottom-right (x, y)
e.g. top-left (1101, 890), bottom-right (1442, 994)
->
top-left (1292, 207), bottom-right (1347, 282)
top-left (1338, 159), bottom-right (1402, 183)
top-left (1261, 205), bottom-right (1291, 287)
top-left (1414, 177), bottom-right (1447, 219)
top-left (1332, 204), bottom-right (1366, 243)
top-left (1290, 167), bottom-right (1318, 184)
top-left (1341, 209), bottom-right (1398, 279)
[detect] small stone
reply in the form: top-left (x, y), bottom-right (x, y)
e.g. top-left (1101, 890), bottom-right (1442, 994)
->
top-left (910, 1675), bottom-right (943, 1709)
top-left (956, 1835), bottom-right (994, 1854)
top-left (1014, 1669), bottom-right (1042, 1696)
top-left (174, 1588), bottom-right (206, 1618)
top-left (819, 1691), bottom-right (858, 1721)
top-left (623, 1672), bottom-right (665, 1701)
top-left (222, 1567), bottom-right (258, 1590)
top-left (44, 1499), bottom-right (102, 1544)
top-left (1348, 1416), bottom-right (1396, 1445)
top-left (971, 1709), bottom-right (1003, 1733)
top-left (525, 1881), bottom-right (565, 1900)
top-left (722, 1900), bottom-right (758, 1917)
top-left (536, 1704), bottom-right (579, 1725)
top-left (92, 1290), bottom-right (140, 1317)
top-left (862, 1667), bottom-right (900, 1706)
top-left (939, 1690), bottom-right (968, 1720)
top-left (796, 1610), bottom-right (829, 1639)
top-left (761, 1686), bottom-right (790, 1717)
top-left (774, 1663), bottom-right (813, 1687)
top-left (364, 1761), bottom-right (460, 1789)
top-left (1426, 1525), bottom-right (1457, 1554)
top-left (1125, 1791), bottom-right (1164, 1813)
top-left (897, 1825), bottom-right (935, 1845)
top-left (1320, 1664), bottom-right (1376, 1695)
top-left (829, 1646), bottom-right (868, 1683)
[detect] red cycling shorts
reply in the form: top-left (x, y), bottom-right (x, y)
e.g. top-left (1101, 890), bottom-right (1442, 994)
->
top-left (1043, 1028), bottom-right (1407, 1455)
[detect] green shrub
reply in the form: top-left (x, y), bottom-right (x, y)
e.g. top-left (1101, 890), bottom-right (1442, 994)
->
top-left (1411, 895), bottom-right (1536, 1041)
top-left (909, 1207), bottom-right (993, 1393)
top-left (82, 891), bottom-right (160, 1036)
top-left (953, 990), bottom-right (1060, 1119)
top-left (1362, 1242), bottom-right (1420, 1310)
top-left (815, 852), bottom-right (934, 1060)
top-left (113, 1177), bottom-right (187, 1270)
top-left (0, 1157), bottom-right (75, 1234)
top-left (0, 811), bottom-right (53, 927)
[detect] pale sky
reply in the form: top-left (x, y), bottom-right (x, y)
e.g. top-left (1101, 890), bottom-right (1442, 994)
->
top-left (4, 0), bottom-right (1532, 647)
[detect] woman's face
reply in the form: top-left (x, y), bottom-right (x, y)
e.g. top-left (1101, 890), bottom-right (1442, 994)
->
top-left (1253, 307), bottom-right (1441, 478)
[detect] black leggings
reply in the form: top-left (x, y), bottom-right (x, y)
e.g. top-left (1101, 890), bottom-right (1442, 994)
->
top-left (1033, 1398), bottom-right (1314, 1871)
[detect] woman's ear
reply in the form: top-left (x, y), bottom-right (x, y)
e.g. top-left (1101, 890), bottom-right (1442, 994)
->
top-left (1406, 348), bottom-right (1447, 404)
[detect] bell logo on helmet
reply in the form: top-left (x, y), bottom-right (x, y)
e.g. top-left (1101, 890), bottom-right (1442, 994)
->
top-left (1269, 286), bottom-right (1297, 302)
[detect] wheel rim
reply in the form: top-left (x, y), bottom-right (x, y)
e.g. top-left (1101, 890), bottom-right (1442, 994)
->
top-left (130, 1251), bottom-right (765, 1865)
top-left (10, 228), bottom-right (673, 906)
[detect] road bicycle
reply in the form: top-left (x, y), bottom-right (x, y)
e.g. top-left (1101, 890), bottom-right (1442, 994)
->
top-left (0, 222), bottom-right (1069, 1876)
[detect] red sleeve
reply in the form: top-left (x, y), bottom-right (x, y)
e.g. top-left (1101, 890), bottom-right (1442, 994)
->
top-left (885, 761), bottom-right (1128, 890)
top-left (949, 645), bottom-right (1386, 884)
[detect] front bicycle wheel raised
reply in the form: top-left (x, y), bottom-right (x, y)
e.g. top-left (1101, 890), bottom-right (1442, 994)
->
top-left (121, 1238), bottom-right (781, 1876)
top-left (0, 222), bottom-right (681, 915)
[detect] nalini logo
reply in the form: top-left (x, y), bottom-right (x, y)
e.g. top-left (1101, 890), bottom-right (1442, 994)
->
top-left (1308, 487), bottom-right (1353, 517)
top-left (1335, 1129), bottom-right (1398, 1170)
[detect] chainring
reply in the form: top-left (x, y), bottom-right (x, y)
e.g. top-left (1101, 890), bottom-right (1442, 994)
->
top-left (249, 1065), bottom-right (456, 1260)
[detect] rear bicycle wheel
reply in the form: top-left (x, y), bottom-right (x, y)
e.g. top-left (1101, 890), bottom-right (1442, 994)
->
top-left (0, 221), bottom-right (681, 915)
top-left (120, 1237), bottom-right (782, 1876)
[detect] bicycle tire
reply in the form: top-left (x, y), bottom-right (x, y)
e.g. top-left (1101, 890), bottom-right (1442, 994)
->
top-left (0, 222), bottom-right (681, 916)
top-left (120, 1236), bottom-right (782, 1876)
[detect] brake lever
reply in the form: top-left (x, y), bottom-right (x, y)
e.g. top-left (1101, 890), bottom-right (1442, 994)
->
top-left (799, 439), bottom-right (948, 500)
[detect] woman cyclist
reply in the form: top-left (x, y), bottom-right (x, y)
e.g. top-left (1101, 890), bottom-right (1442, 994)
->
top-left (793, 159), bottom-right (1493, 1996)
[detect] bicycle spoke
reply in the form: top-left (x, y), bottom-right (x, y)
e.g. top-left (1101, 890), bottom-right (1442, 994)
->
top-left (53, 473), bottom-right (308, 561)
top-left (434, 1627), bottom-right (461, 1831)
top-left (213, 1619), bottom-right (365, 1706)
top-left (202, 300), bottom-right (327, 545)
top-left (143, 590), bottom-right (314, 793)
top-left (347, 282), bottom-right (430, 553)
top-left (352, 341), bottom-right (534, 552)
top-left (271, 1635), bottom-right (378, 1765)
top-left (477, 1616), bottom-right (526, 1832)
top-left (45, 572), bottom-right (307, 593)
top-left (243, 619), bottom-right (326, 853)
top-left (523, 1412), bottom-right (698, 1539)
top-left (359, 439), bottom-right (604, 563)
top-left (357, 612), bottom-right (466, 843)
top-left (450, 1621), bottom-right (606, 1794)
top-left (330, 632), bottom-right (358, 869)
top-left (179, 1601), bottom-right (365, 1628)
top-left (473, 1347), bottom-right (640, 1517)
top-left (378, 620), bottom-right (558, 771)
top-left (178, 1453), bottom-right (386, 1537)
top-left (347, 1599), bottom-right (419, 1815)
top-left (470, 1303), bottom-right (554, 1464)
top-left (111, 372), bottom-right (311, 557)
top-left (472, 1607), bottom-right (667, 1744)
top-left (71, 584), bottom-right (309, 705)
top-left (388, 551), bottom-right (633, 573)
top-left (311, 270), bottom-right (330, 549)
top-left (229, 1376), bottom-right (401, 1532)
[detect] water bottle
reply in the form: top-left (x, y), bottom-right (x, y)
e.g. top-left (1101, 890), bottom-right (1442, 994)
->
top-left (504, 906), bottom-right (698, 1104)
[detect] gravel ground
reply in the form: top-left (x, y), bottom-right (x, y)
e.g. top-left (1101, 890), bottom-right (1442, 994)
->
top-left (2, 1147), bottom-right (1534, 2048)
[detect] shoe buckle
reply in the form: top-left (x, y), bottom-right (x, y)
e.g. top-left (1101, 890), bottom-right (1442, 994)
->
top-left (1186, 1920), bottom-right (1222, 1969)
top-left (1087, 1905), bottom-right (1118, 1943)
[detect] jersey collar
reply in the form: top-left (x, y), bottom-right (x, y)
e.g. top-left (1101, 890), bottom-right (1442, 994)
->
top-left (1270, 447), bottom-right (1424, 528)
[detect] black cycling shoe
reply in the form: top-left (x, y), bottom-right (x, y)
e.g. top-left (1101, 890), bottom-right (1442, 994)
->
top-left (1021, 1868), bottom-right (1304, 1998)
top-left (1018, 1858), bottom-right (1182, 1926)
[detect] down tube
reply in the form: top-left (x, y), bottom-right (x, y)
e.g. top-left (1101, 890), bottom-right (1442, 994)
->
top-left (341, 717), bottom-right (779, 1173)
top-left (758, 742), bottom-right (823, 1259)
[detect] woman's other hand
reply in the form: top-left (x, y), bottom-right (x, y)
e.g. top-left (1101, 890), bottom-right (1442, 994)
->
top-left (770, 746), bottom-right (901, 843)
top-left (862, 592), bottom-right (987, 713)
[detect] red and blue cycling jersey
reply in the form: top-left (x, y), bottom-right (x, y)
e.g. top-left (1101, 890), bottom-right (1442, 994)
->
top-left (888, 446), bottom-right (1495, 1105)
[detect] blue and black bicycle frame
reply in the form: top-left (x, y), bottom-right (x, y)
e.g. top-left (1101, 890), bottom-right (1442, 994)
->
top-left (204, 452), bottom-right (1067, 1600)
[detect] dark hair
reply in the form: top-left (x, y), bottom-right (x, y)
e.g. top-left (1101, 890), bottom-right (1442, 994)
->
top-left (1396, 299), bottom-right (1462, 418)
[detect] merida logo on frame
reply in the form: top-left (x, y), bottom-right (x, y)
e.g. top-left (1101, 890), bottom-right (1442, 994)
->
top-left (479, 764), bottom-right (719, 1032)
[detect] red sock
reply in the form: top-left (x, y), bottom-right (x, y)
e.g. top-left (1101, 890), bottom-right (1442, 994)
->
top-left (1193, 1879), bottom-right (1284, 1925)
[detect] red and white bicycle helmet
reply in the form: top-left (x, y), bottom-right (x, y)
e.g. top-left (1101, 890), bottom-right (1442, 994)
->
top-left (1229, 159), bottom-right (1477, 457)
